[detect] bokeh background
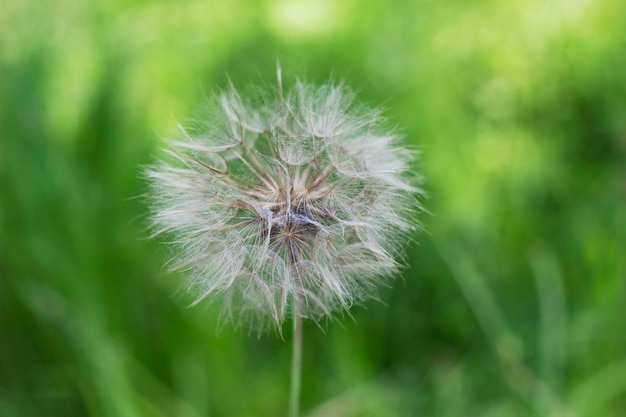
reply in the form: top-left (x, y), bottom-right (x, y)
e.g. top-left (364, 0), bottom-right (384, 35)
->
top-left (2, 0), bottom-right (625, 416)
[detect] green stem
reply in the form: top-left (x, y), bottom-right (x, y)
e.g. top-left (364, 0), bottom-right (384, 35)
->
top-left (289, 298), bottom-right (303, 417)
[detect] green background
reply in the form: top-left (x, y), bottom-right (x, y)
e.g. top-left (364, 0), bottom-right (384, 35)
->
top-left (2, 0), bottom-right (625, 416)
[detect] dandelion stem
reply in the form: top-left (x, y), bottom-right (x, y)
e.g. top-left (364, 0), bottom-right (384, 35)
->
top-left (289, 296), bottom-right (303, 417)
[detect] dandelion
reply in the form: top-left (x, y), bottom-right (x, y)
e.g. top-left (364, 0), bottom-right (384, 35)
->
top-left (147, 70), bottom-right (423, 416)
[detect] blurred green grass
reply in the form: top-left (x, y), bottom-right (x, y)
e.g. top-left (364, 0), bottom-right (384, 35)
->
top-left (1, 0), bottom-right (625, 416)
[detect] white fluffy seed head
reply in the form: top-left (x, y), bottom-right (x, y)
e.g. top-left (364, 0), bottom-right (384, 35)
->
top-left (147, 74), bottom-right (424, 331)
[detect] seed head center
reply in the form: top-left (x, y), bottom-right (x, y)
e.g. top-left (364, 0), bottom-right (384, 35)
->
top-left (252, 171), bottom-right (331, 253)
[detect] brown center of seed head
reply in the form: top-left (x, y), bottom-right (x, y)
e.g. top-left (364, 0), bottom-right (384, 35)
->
top-left (241, 157), bottom-right (337, 259)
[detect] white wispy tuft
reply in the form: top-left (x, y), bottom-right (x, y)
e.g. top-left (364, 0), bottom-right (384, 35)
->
top-left (147, 73), bottom-right (424, 330)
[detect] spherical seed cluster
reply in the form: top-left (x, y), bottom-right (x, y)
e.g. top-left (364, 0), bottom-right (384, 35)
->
top-left (147, 76), bottom-right (423, 329)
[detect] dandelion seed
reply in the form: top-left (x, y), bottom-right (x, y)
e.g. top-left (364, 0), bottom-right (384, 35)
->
top-left (147, 72), bottom-right (424, 331)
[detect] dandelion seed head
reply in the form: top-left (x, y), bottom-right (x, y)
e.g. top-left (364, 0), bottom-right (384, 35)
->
top-left (147, 73), bottom-right (424, 330)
